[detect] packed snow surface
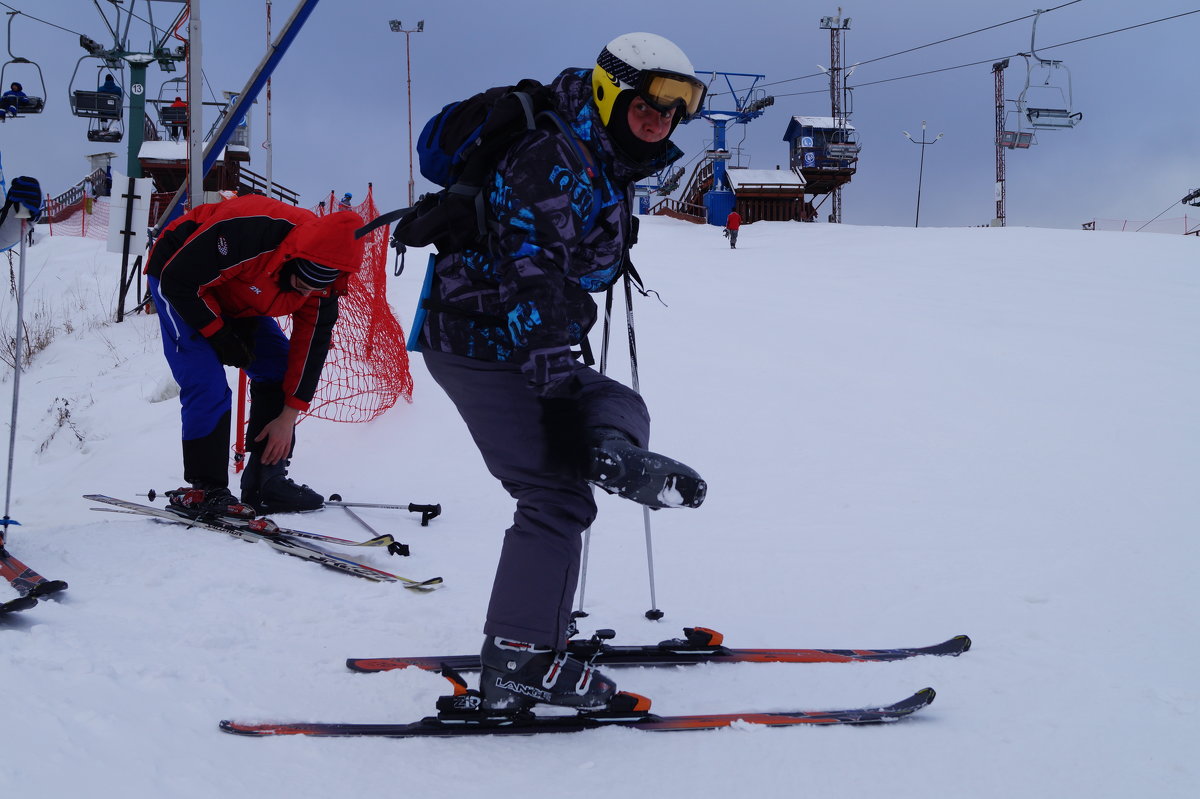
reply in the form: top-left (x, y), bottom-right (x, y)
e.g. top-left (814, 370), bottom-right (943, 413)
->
top-left (2, 218), bottom-right (1196, 797)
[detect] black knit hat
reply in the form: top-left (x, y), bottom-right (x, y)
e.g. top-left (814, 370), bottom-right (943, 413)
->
top-left (285, 258), bottom-right (340, 288)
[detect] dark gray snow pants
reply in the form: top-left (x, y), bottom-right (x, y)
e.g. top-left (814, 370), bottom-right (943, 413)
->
top-left (423, 349), bottom-right (651, 649)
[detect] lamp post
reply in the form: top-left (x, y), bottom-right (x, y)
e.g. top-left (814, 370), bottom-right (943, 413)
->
top-left (901, 121), bottom-right (943, 227)
top-left (388, 19), bottom-right (424, 206)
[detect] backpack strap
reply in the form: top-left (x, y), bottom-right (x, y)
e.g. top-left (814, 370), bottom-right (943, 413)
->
top-left (535, 110), bottom-right (602, 238)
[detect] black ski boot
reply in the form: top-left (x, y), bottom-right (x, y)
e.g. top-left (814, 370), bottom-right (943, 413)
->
top-left (168, 486), bottom-right (256, 520)
top-left (479, 636), bottom-right (630, 712)
top-left (586, 428), bottom-right (706, 509)
top-left (240, 457), bottom-right (324, 515)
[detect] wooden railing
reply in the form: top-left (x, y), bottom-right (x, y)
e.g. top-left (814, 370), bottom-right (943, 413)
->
top-left (647, 197), bottom-right (705, 223)
top-left (237, 166), bottom-right (300, 205)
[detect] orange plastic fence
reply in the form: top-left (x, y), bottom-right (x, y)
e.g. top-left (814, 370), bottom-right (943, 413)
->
top-left (268, 185), bottom-right (414, 426)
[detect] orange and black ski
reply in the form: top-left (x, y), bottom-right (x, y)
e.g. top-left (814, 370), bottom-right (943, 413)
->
top-left (220, 687), bottom-right (937, 739)
top-left (0, 544), bottom-right (68, 601)
top-left (346, 627), bottom-right (971, 673)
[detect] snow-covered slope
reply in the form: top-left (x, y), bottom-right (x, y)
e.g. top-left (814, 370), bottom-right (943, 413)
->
top-left (2, 219), bottom-right (1196, 797)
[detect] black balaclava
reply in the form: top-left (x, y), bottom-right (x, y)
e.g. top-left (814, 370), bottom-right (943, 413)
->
top-left (605, 90), bottom-right (677, 166)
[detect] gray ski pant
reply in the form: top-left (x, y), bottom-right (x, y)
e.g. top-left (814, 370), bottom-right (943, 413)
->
top-left (423, 349), bottom-right (651, 649)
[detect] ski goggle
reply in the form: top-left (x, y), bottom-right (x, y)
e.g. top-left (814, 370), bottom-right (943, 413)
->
top-left (637, 71), bottom-right (707, 119)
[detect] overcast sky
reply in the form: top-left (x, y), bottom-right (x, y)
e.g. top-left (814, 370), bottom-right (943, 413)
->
top-left (1, 0), bottom-right (1197, 230)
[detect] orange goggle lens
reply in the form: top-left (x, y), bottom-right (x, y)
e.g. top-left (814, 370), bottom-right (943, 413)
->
top-left (641, 74), bottom-right (706, 118)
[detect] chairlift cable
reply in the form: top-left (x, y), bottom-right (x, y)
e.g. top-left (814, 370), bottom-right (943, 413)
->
top-left (0, 3), bottom-right (88, 38)
top-left (766, 9), bottom-right (1200, 100)
top-left (1133, 199), bottom-right (1188, 233)
top-left (729, 0), bottom-right (1085, 97)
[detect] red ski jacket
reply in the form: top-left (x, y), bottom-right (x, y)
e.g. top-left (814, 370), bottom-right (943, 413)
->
top-left (725, 211), bottom-right (742, 230)
top-left (146, 195), bottom-right (364, 410)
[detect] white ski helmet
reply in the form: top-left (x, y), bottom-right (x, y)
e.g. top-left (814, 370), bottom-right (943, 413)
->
top-left (591, 32), bottom-right (707, 127)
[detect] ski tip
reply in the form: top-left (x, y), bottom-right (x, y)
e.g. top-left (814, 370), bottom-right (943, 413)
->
top-left (910, 687), bottom-right (936, 708)
top-left (402, 577), bottom-right (444, 591)
top-left (1, 595), bottom-right (39, 615)
top-left (219, 720), bottom-right (273, 736)
top-left (29, 580), bottom-right (68, 598)
top-left (956, 635), bottom-right (972, 653)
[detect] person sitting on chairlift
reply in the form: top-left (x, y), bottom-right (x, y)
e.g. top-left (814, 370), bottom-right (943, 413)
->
top-left (2, 82), bottom-right (27, 117)
top-left (167, 96), bottom-right (187, 141)
top-left (97, 74), bottom-right (122, 131)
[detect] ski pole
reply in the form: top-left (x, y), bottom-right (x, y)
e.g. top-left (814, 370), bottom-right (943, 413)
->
top-left (336, 505), bottom-right (411, 556)
top-left (326, 495), bottom-right (441, 526)
top-left (573, 286), bottom-right (617, 619)
top-left (623, 269), bottom-right (663, 621)
top-left (2, 211), bottom-right (29, 545)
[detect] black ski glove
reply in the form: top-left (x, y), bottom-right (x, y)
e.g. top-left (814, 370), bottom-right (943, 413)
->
top-left (207, 325), bottom-right (255, 369)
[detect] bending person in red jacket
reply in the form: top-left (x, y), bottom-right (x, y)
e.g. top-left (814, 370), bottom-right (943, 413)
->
top-left (146, 195), bottom-right (364, 517)
top-left (724, 209), bottom-right (742, 249)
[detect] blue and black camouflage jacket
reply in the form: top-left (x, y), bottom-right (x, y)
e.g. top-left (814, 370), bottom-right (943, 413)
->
top-left (418, 67), bottom-right (682, 395)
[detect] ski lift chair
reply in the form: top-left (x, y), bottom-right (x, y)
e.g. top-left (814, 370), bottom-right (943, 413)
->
top-left (72, 90), bottom-right (121, 119)
top-left (1017, 16), bottom-right (1082, 132)
top-left (160, 105), bottom-right (187, 134)
top-left (1, 13), bottom-right (47, 116)
top-left (156, 77), bottom-right (188, 140)
top-left (68, 57), bottom-right (126, 141)
top-left (87, 122), bottom-right (123, 143)
top-left (1024, 106), bottom-right (1082, 129)
top-left (72, 91), bottom-right (123, 142)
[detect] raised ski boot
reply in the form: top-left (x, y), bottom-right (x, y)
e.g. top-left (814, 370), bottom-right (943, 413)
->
top-left (478, 636), bottom-right (634, 712)
top-left (587, 428), bottom-right (706, 509)
top-left (168, 486), bottom-right (256, 520)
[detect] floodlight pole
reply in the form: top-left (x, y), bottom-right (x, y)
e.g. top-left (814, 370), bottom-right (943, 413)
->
top-left (902, 121), bottom-right (943, 228)
top-left (389, 19), bottom-right (424, 206)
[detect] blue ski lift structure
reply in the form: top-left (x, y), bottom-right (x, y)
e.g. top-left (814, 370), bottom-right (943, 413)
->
top-left (667, 71), bottom-right (775, 224)
top-left (1016, 10), bottom-right (1082, 130)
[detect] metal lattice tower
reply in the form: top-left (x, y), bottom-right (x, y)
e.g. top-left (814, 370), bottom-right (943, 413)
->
top-left (821, 11), bottom-right (851, 223)
top-left (993, 59), bottom-right (1008, 227)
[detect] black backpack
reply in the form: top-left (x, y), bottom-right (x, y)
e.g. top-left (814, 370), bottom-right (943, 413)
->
top-left (358, 80), bottom-right (599, 264)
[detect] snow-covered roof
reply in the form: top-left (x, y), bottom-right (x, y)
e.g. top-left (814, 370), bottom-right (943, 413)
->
top-left (138, 140), bottom-right (230, 162)
top-left (726, 168), bottom-right (805, 188)
top-left (788, 115), bottom-right (856, 131)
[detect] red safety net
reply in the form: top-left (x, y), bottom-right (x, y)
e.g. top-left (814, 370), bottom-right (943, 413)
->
top-left (285, 185), bottom-right (414, 423)
top-left (45, 195), bottom-right (111, 240)
top-left (44, 179), bottom-right (412, 453)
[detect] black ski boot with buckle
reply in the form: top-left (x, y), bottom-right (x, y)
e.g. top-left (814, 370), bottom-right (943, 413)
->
top-left (587, 428), bottom-right (706, 509)
top-left (240, 454), bottom-right (324, 516)
top-left (478, 635), bottom-right (630, 712)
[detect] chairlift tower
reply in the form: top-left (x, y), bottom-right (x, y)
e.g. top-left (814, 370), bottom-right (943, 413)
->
top-left (820, 10), bottom-right (852, 223)
top-left (691, 71), bottom-right (773, 224)
top-left (993, 59), bottom-right (1007, 227)
top-left (76, 1), bottom-right (188, 179)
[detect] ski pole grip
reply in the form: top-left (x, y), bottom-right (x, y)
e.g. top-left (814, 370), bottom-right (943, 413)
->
top-left (408, 503), bottom-right (441, 526)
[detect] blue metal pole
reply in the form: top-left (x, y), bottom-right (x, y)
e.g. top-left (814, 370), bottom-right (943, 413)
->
top-left (156, 0), bottom-right (321, 227)
top-left (202, 0), bottom-right (320, 175)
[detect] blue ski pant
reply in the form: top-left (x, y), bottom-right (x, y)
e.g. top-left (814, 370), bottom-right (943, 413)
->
top-left (423, 349), bottom-right (651, 649)
top-left (150, 276), bottom-right (290, 484)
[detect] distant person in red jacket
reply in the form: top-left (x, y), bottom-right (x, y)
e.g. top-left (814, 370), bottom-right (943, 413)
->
top-left (145, 194), bottom-right (364, 518)
top-left (167, 96), bottom-right (187, 141)
top-left (724, 209), bottom-right (742, 249)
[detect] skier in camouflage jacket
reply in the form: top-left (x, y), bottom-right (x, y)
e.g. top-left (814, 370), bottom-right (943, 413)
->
top-left (416, 35), bottom-right (708, 712)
